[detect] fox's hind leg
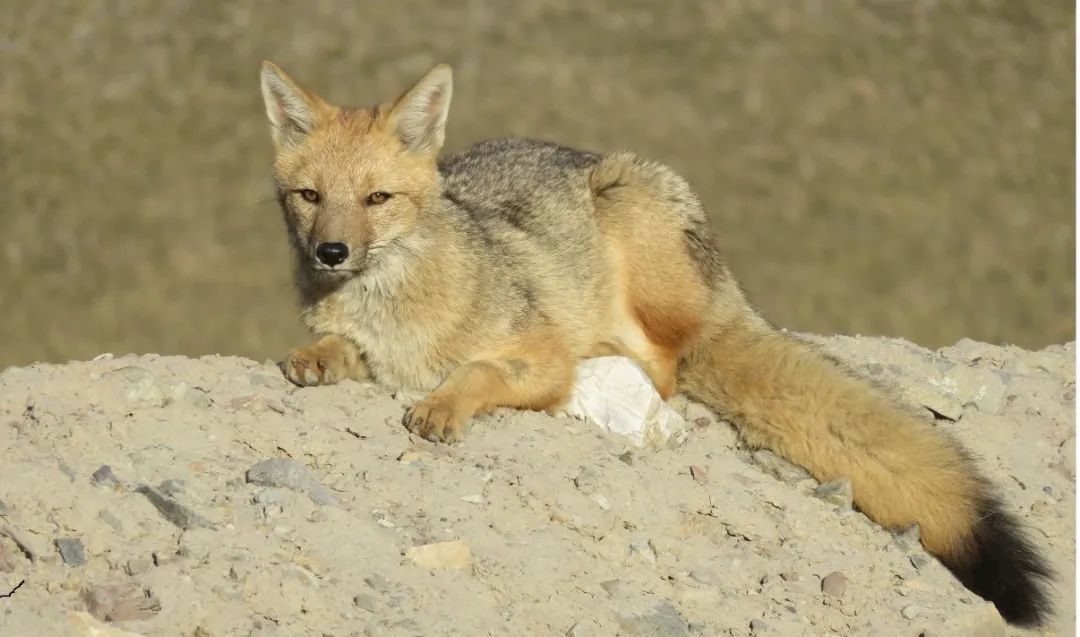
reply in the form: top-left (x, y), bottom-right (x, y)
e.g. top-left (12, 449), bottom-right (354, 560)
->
top-left (284, 334), bottom-right (369, 386)
top-left (404, 328), bottom-right (575, 443)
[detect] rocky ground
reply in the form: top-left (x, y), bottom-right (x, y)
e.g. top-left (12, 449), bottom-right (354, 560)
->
top-left (0, 335), bottom-right (1073, 636)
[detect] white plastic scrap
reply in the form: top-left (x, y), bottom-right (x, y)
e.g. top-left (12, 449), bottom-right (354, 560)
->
top-left (558, 356), bottom-right (688, 449)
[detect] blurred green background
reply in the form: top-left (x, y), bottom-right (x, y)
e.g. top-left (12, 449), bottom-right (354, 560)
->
top-left (0, 1), bottom-right (1074, 368)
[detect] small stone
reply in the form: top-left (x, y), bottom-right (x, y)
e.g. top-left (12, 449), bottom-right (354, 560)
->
top-left (397, 451), bottom-right (423, 464)
top-left (893, 524), bottom-right (921, 551)
top-left (629, 539), bottom-right (657, 565)
top-left (82, 582), bottom-right (161, 622)
top-left (814, 478), bottom-right (854, 511)
top-left (55, 538), bottom-right (87, 566)
top-left (158, 479), bottom-right (185, 496)
top-left (353, 593), bottom-right (378, 612)
top-left (910, 553), bottom-right (932, 570)
top-left (617, 602), bottom-right (689, 637)
top-left (820, 571), bottom-right (848, 598)
top-left (750, 618), bottom-right (770, 634)
top-left (135, 484), bottom-right (213, 530)
top-left (901, 604), bottom-right (921, 620)
top-left (97, 510), bottom-right (124, 533)
top-left (591, 494), bottom-right (611, 510)
top-left (904, 382), bottom-right (963, 421)
top-left (618, 451), bottom-right (634, 466)
top-left (600, 579), bottom-right (621, 596)
top-left (404, 540), bottom-right (471, 570)
top-left (254, 488), bottom-right (289, 506)
top-left (0, 500), bottom-right (8, 516)
top-left (751, 451), bottom-right (811, 483)
top-left (364, 574), bottom-right (390, 592)
top-left (779, 571), bottom-right (801, 582)
top-left (1030, 500), bottom-right (1050, 515)
top-left (460, 494), bottom-right (484, 504)
top-left (245, 458), bottom-right (339, 506)
top-left (91, 466), bottom-right (120, 489)
top-left (689, 465), bottom-right (708, 482)
top-left (574, 466), bottom-right (601, 495)
top-left (688, 570), bottom-right (714, 586)
top-left (125, 558), bottom-right (152, 576)
top-left (108, 366), bottom-right (167, 408)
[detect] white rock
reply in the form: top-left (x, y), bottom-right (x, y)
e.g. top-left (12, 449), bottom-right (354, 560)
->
top-left (558, 357), bottom-right (687, 450)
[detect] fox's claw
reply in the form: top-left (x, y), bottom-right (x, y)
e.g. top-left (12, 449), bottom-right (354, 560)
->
top-left (404, 396), bottom-right (469, 443)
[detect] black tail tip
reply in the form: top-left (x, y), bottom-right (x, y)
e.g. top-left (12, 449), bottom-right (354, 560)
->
top-left (943, 497), bottom-right (1054, 626)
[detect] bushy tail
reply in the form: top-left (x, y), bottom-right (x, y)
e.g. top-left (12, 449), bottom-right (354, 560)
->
top-left (677, 320), bottom-right (1053, 626)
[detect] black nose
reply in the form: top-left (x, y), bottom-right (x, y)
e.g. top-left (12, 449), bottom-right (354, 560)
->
top-left (315, 242), bottom-right (349, 267)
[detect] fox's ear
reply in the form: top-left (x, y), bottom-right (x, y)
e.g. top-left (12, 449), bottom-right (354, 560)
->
top-left (260, 61), bottom-right (325, 147)
top-left (390, 64), bottom-right (453, 154)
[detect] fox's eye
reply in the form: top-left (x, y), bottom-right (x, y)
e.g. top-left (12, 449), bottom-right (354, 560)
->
top-left (367, 191), bottom-right (392, 206)
top-left (299, 189), bottom-right (320, 204)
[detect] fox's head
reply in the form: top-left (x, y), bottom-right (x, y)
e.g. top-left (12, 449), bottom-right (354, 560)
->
top-left (259, 61), bottom-right (452, 280)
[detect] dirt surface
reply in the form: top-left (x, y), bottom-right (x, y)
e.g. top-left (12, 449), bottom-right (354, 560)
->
top-left (1, 2), bottom-right (1073, 369)
top-left (0, 335), bottom-right (1073, 636)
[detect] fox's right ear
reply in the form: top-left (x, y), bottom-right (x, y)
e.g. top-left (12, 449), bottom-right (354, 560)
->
top-left (260, 61), bottom-right (325, 148)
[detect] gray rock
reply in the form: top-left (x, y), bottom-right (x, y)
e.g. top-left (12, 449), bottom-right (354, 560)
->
top-left (55, 538), bottom-right (86, 566)
top-left (750, 618), bottom-right (770, 634)
top-left (0, 499), bottom-right (8, 517)
top-left (946, 366), bottom-right (1008, 414)
top-left (574, 466), bottom-right (601, 495)
top-left (82, 581), bottom-right (162, 622)
top-left (892, 524), bottom-right (921, 551)
top-left (903, 381), bottom-right (963, 421)
top-left (600, 579), bottom-right (622, 596)
top-left (910, 553), bottom-right (932, 570)
top-left (751, 450), bottom-right (811, 483)
top-left (814, 478), bottom-right (854, 511)
top-left (245, 458), bottom-right (339, 506)
top-left (91, 465), bottom-right (120, 489)
top-left (820, 571), bottom-right (848, 598)
top-left (364, 574), bottom-right (391, 592)
top-left (353, 593), bottom-right (378, 613)
top-left (158, 479), bottom-right (186, 496)
top-left (901, 604), bottom-right (921, 620)
top-left (135, 484), bottom-right (214, 530)
top-left (108, 366), bottom-right (167, 408)
top-left (617, 602), bottom-right (689, 637)
top-left (126, 558), bottom-right (152, 576)
top-left (618, 451), bottom-right (634, 466)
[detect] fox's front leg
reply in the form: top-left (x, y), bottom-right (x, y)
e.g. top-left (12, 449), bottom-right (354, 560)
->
top-left (284, 334), bottom-right (369, 386)
top-left (405, 334), bottom-right (574, 443)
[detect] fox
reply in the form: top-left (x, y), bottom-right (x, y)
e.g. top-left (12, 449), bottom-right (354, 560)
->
top-left (258, 60), bottom-right (1053, 626)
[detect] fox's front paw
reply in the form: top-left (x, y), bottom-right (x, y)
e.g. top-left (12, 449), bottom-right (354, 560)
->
top-left (284, 344), bottom-right (347, 387)
top-left (404, 395), bottom-right (471, 443)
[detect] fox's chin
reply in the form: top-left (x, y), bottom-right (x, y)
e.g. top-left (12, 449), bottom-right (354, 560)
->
top-left (310, 266), bottom-right (362, 279)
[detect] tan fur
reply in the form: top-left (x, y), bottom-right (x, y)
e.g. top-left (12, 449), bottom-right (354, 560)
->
top-left (257, 61), bottom-right (1034, 597)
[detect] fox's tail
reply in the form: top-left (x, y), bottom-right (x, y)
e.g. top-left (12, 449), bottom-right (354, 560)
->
top-left (677, 319), bottom-right (1052, 626)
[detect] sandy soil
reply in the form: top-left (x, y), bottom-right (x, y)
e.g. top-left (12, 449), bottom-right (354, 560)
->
top-left (0, 335), bottom-right (1073, 636)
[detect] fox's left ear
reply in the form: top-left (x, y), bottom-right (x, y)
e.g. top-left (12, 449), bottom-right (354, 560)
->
top-left (390, 64), bottom-right (453, 155)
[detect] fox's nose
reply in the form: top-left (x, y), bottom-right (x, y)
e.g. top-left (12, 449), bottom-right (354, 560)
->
top-left (315, 242), bottom-right (349, 267)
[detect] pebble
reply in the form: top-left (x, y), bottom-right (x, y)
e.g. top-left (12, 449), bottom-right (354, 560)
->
top-left (689, 465), bottom-right (708, 482)
top-left (82, 582), bottom-right (162, 622)
top-left (618, 451), bottom-right (634, 466)
top-left (91, 465), bottom-right (120, 489)
top-left (904, 382), bottom-right (963, 421)
top-left (910, 553), bottom-right (932, 570)
top-left (404, 540), bottom-right (471, 570)
top-left (591, 494), bottom-right (611, 510)
top-left (353, 593), bottom-right (378, 612)
top-left (135, 484), bottom-right (214, 530)
top-left (125, 558), bottom-right (152, 576)
top-left (460, 494), bottom-right (485, 504)
top-left (814, 478), bottom-right (854, 511)
top-left (108, 366), bottom-right (168, 408)
top-left (245, 458), bottom-right (339, 506)
top-left (901, 604), bottom-right (921, 620)
top-left (628, 539), bottom-right (657, 565)
top-left (617, 602), bottom-right (689, 637)
top-left (600, 579), bottom-right (622, 596)
top-left (0, 499), bottom-right (8, 517)
top-left (892, 524), bottom-right (921, 551)
top-left (55, 538), bottom-right (87, 566)
top-left (751, 451), bottom-right (811, 483)
top-left (574, 466), bottom-right (601, 495)
top-left (749, 618), bottom-right (770, 634)
top-left (820, 571), bottom-right (848, 598)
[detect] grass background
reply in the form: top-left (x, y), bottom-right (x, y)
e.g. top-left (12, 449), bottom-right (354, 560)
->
top-left (0, 1), bottom-right (1073, 368)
